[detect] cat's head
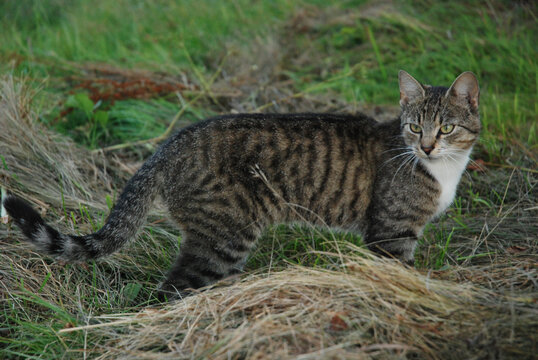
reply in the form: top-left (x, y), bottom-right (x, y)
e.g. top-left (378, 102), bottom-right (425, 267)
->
top-left (398, 70), bottom-right (480, 161)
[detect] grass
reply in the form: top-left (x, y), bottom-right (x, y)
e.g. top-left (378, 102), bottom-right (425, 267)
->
top-left (0, 0), bottom-right (537, 358)
top-left (0, 0), bottom-right (302, 70)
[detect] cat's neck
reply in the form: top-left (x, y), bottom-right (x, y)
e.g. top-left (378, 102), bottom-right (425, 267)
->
top-left (421, 149), bottom-right (471, 217)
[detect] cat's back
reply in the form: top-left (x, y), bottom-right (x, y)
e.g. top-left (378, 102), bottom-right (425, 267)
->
top-left (164, 112), bottom-right (381, 173)
top-left (182, 112), bottom-right (378, 138)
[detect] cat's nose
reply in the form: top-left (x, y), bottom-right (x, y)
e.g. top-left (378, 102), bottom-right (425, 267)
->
top-left (421, 145), bottom-right (434, 155)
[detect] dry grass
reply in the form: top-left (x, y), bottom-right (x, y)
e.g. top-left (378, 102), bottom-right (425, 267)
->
top-left (61, 248), bottom-right (536, 359)
top-left (0, 75), bottom-right (175, 312)
top-left (1, 70), bottom-right (536, 359)
top-left (0, 74), bottom-right (127, 212)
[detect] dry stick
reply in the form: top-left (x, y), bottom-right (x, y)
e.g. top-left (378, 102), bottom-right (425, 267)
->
top-left (469, 181), bottom-right (536, 263)
top-left (497, 168), bottom-right (515, 217)
top-left (93, 92), bottom-right (201, 153)
top-left (59, 318), bottom-right (142, 333)
top-left (482, 161), bottom-right (538, 174)
top-left (182, 45), bottom-right (229, 108)
top-left (93, 52), bottom-right (230, 153)
top-left (504, 136), bottom-right (537, 163)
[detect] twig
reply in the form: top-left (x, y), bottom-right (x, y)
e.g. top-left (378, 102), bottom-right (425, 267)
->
top-left (497, 168), bottom-right (515, 217)
top-left (182, 45), bottom-right (231, 108)
top-left (502, 136), bottom-right (537, 163)
top-left (91, 94), bottom-right (198, 153)
top-left (250, 164), bottom-right (346, 268)
top-left (483, 162), bottom-right (538, 174)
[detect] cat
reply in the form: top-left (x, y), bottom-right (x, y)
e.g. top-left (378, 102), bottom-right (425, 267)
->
top-left (2, 70), bottom-right (480, 300)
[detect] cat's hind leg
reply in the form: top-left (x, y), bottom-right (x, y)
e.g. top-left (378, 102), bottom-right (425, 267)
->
top-left (158, 223), bottom-right (259, 300)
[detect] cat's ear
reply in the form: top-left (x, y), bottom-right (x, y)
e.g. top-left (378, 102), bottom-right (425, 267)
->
top-left (398, 70), bottom-right (425, 106)
top-left (447, 71), bottom-right (480, 111)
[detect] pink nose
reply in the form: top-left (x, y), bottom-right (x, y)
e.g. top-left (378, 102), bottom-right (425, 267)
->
top-left (421, 145), bottom-right (433, 155)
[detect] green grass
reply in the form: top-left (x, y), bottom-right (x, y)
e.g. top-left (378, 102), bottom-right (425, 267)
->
top-left (0, 0), bottom-right (301, 71)
top-left (1, 0), bottom-right (535, 157)
top-left (0, 0), bottom-right (536, 358)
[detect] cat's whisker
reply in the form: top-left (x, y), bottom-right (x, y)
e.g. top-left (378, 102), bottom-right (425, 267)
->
top-left (383, 150), bottom-right (414, 162)
top-left (444, 152), bottom-right (475, 184)
top-left (390, 153), bottom-right (416, 185)
top-left (381, 150), bottom-right (415, 168)
top-left (381, 153), bottom-right (415, 171)
top-left (451, 150), bottom-right (485, 170)
top-left (381, 146), bottom-right (413, 155)
top-left (446, 149), bottom-right (484, 173)
top-left (441, 155), bottom-right (450, 175)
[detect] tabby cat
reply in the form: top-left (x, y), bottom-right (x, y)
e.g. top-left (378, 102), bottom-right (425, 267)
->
top-left (3, 71), bottom-right (480, 299)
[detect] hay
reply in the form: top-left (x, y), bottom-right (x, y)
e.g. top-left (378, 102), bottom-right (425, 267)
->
top-left (67, 248), bottom-right (536, 359)
top-left (0, 75), bottom-right (174, 307)
top-left (0, 74), bottom-right (122, 212)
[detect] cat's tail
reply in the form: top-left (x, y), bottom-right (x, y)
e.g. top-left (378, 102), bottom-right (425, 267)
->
top-left (2, 155), bottom-right (164, 262)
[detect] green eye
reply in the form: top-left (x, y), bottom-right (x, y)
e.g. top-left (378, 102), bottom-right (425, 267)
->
top-left (439, 124), bottom-right (455, 134)
top-left (409, 124), bottom-right (422, 133)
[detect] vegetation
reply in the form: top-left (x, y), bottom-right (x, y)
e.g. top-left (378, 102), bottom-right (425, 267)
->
top-left (0, 0), bottom-right (536, 358)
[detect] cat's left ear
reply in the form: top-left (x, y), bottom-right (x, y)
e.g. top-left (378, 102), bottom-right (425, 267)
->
top-left (447, 71), bottom-right (480, 111)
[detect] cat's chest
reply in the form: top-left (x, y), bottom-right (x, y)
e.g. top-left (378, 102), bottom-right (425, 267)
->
top-left (421, 151), bottom-right (470, 217)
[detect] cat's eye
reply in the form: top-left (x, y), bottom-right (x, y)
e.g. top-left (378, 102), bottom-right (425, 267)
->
top-left (409, 124), bottom-right (422, 133)
top-left (439, 124), bottom-right (455, 134)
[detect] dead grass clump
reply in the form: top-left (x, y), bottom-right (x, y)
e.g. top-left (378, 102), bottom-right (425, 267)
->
top-left (422, 168), bottom-right (537, 291)
top-left (64, 249), bottom-right (536, 359)
top-left (67, 64), bottom-right (197, 104)
top-left (0, 74), bottom-right (124, 212)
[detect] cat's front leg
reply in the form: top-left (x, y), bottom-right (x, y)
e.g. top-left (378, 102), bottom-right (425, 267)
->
top-left (364, 229), bottom-right (418, 266)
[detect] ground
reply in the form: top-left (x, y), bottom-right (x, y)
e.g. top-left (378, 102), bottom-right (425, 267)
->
top-left (0, 1), bottom-right (536, 359)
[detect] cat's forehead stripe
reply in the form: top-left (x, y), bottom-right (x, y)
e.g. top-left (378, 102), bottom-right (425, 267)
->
top-left (420, 86), bottom-right (448, 123)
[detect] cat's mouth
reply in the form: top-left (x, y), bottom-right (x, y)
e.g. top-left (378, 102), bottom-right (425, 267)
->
top-left (417, 148), bottom-right (470, 163)
top-left (415, 149), bottom-right (440, 160)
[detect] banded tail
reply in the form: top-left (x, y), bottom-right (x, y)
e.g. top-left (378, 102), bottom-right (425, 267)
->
top-left (2, 156), bottom-right (163, 262)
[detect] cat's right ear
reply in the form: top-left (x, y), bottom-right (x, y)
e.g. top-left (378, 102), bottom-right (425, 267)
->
top-left (398, 70), bottom-right (425, 107)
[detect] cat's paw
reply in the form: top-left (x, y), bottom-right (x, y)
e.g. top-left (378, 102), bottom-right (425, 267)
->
top-left (368, 239), bottom-right (417, 267)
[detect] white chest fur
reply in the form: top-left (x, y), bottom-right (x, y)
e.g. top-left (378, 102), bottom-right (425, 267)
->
top-left (421, 149), bottom-right (471, 217)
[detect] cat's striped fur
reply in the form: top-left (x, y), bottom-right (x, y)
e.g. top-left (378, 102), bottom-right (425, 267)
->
top-left (3, 71), bottom-right (480, 300)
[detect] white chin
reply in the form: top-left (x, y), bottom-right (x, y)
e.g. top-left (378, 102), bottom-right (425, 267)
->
top-left (417, 153), bottom-right (433, 160)
top-left (418, 155), bottom-right (442, 162)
